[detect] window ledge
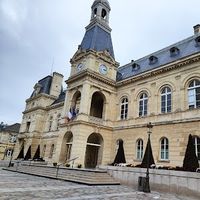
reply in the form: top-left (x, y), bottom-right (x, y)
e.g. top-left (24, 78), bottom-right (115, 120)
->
top-left (117, 119), bottom-right (129, 122)
top-left (133, 159), bottom-right (142, 162)
top-left (158, 112), bottom-right (172, 116)
top-left (136, 115), bottom-right (148, 119)
top-left (157, 160), bottom-right (170, 163)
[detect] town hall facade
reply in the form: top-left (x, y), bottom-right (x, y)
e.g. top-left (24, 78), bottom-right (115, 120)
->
top-left (14, 0), bottom-right (200, 168)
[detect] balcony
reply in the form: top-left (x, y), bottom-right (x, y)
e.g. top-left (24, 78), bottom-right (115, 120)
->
top-left (88, 116), bottom-right (104, 125)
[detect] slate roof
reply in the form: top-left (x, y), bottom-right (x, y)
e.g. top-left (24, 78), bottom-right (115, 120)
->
top-left (3, 123), bottom-right (20, 133)
top-left (80, 25), bottom-right (115, 59)
top-left (31, 75), bottom-right (52, 97)
top-left (51, 90), bottom-right (66, 105)
top-left (117, 33), bottom-right (200, 81)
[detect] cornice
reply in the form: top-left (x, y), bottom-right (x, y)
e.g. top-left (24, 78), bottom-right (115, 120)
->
top-left (60, 120), bottom-right (113, 131)
top-left (66, 69), bottom-right (116, 87)
top-left (71, 49), bottom-right (118, 67)
top-left (46, 102), bottom-right (64, 110)
top-left (116, 54), bottom-right (200, 87)
top-left (114, 117), bottom-right (200, 131)
top-left (26, 93), bottom-right (57, 103)
top-left (23, 106), bottom-right (47, 114)
top-left (86, 19), bottom-right (112, 33)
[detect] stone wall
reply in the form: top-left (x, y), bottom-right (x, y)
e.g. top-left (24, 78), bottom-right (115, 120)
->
top-left (100, 166), bottom-right (200, 198)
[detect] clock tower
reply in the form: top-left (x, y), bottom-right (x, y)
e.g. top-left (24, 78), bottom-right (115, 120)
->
top-left (69, 0), bottom-right (119, 80)
top-left (58, 0), bottom-right (118, 168)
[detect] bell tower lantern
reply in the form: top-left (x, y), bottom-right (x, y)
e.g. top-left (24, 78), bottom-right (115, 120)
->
top-left (91, 0), bottom-right (111, 25)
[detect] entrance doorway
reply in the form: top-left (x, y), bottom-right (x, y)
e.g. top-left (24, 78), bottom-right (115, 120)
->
top-left (59, 132), bottom-right (73, 163)
top-left (85, 133), bottom-right (103, 168)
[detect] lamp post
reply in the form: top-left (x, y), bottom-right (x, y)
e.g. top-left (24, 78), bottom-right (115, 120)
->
top-left (8, 143), bottom-right (16, 167)
top-left (144, 122), bottom-right (153, 193)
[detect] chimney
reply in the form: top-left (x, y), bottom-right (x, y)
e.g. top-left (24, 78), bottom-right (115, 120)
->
top-left (49, 72), bottom-right (63, 97)
top-left (193, 24), bottom-right (200, 34)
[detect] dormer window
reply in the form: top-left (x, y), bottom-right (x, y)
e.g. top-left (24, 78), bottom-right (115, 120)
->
top-left (149, 56), bottom-right (158, 65)
top-left (195, 36), bottom-right (200, 47)
top-left (116, 72), bottom-right (123, 81)
top-left (170, 47), bottom-right (180, 57)
top-left (33, 83), bottom-right (42, 97)
top-left (132, 63), bottom-right (140, 71)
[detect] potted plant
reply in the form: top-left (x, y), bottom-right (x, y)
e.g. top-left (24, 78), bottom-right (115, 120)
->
top-left (65, 163), bottom-right (70, 167)
top-left (77, 164), bottom-right (82, 168)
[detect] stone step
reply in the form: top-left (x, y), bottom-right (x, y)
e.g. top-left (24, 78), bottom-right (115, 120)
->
top-left (3, 165), bottom-right (120, 186)
top-left (17, 167), bottom-right (112, 178)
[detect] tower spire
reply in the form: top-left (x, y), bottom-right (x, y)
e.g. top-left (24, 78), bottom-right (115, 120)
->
top-left (79, 0), bottom-right (115, 59)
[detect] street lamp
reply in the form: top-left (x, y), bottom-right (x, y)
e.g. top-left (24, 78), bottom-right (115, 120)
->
top-left (8, 143), bottom-right (16, 167)
top-left (144, 122), bottom-right (153, 193)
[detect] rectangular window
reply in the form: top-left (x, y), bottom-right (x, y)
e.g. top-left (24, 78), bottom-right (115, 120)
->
top-left (26, 122), bottom-right (31, 132)
top-left (196, 88), bottom-right (200, 108)
top-left (188, 89), bottom-right (195, 108)
top-left (196, 137), bottom-right (200, 160)
top-left (161, 151), bottom-right (164, 160)
top-left (144, 100), bottom-right (148, 116)
top-left (6, 149), bottom-right (12, 157)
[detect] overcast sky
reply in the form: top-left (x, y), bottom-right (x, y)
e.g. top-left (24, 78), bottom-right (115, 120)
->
top-left (0, 0), bottom-right (200, 125)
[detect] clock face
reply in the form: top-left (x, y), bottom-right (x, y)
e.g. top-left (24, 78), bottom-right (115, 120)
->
top-left (99, 64), bottom-right (108, 75)
top-left (77, 63), bottom-right (83, 72)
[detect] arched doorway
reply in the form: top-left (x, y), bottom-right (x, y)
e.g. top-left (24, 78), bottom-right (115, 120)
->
top-left (85, 133), bottom-right (104, 168)
top-left (66, 133), bottom-right (73, 161)
top-left (90, 92), bottom-right (105, 118)
top-left (59, 132), bottom-right (73, 163)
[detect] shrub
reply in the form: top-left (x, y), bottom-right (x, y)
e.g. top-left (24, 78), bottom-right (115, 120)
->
top-left (183, 134), bottom-right (199, 172)
top-left (141, 137), bottom-right (155, 168)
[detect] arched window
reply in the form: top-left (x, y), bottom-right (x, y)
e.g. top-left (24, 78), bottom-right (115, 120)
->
top-left (188, 79), bottom-right (200, 109)
top-left (90, 92), bottom-right (105, 119)
top-left (120, 97), bottom-right (128, 120)
top-left (66, 133), bottom-right (73, 161)
top-left (101, 9), bottom-right (107, 19)
top-left (194, 136), bottom-right (200, 160)
top-left (49, 144), bottom-right (54, 158)
top-left (94, 8), bottom-right (97, 17)
top-left (49, 116), bottom-right (53, 131)
top-left (139, 93), bottom-right (148, 117)
top-left (160, 137), bottom-right (169, 160)
top-left (26, 121), bottom-right (31, 132)
top-left (161, 87), bottom-right (172, 113)
top-left (136, 139), bottom-right (143, 160)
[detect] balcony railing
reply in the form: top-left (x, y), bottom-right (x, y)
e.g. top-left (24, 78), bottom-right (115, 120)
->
top-left (89, 116), bottom-right (103, 125)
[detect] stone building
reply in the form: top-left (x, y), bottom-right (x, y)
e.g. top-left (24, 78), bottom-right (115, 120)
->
top-left (0, 123), bottom-right (20, 160)
top-left (14, 0), bottom-right (200, 168)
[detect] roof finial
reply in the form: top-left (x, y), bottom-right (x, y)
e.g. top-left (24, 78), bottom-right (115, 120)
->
top-left (50, 57), bottom-right (54, 76)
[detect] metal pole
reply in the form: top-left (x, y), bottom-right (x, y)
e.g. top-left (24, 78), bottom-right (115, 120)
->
top-left (145, 131), bottom-right (150, 192)
top-left (56, 165), bottom-right (59, 178)
top-left (8, 144), bottom-right (15, 167)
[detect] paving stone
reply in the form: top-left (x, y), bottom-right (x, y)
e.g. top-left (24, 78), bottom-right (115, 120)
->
top-left (0, 168), bottom-right (197, 200)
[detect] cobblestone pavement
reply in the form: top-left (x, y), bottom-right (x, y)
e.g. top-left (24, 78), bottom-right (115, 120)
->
top-left (0, 168), bottom-right (197, 200)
